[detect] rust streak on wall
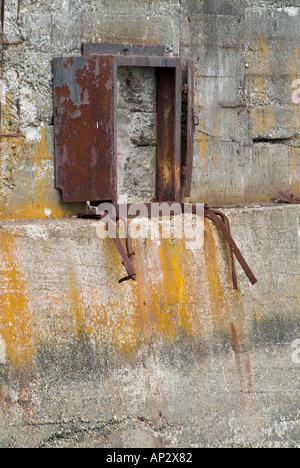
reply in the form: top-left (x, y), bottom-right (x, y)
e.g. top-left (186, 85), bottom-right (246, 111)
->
top-left (0, 231), bottom-right (34, 370)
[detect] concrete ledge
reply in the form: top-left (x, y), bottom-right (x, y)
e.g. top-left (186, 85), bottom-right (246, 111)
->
top-left (0, 205), bottom-right (299, 447)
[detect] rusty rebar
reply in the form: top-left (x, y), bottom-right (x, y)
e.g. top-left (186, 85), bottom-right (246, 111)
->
top-left (78, 203), bottom-right (258, 289)
top-left (279, 190), bottom-right (300, 205)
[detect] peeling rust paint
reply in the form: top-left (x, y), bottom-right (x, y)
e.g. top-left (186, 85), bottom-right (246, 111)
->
top-left (53, 55), bottom-right (117, 204)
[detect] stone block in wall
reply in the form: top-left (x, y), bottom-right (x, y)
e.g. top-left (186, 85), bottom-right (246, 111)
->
top-left (180, 13), bottom-right (245, 50)
top-left (250, 105), bottom-right (300, 141)
top-left (118, 146), bottom-right (157, 204)
top-left (118, 67), bottom-right (157, 113)
top-left (250, 143), bottom-right (300, 194)
top-left (128, 113), bottom-right (157, 146)
top-left (80, 13), bottom-right (180, 56)
top-left (245, 6), bottom-right (300, 141)
top-left (189, 141), bottom-right (254, 205)
top-left (85, 0), bottom-right (182, 16)
top-left (117, 67), bottom-right (157, 203)
top-left (202, 0), bottom-right (245, 16)
top-left (195, 104), bottom-right (251, 146)
top-left (190, 138), bottom-right (300, 205)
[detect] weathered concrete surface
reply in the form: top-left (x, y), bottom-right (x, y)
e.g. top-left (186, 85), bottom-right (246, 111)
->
top-left (1, 0), bottom-right (300, 215)
top-left (0, 205), bottom-right (299, 448)
top-left (0, 0), bottom-right (299, 450)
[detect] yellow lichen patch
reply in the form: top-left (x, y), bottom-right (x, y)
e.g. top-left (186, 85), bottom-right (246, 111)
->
top-left (131, 238), bottom-right (158, 343)
top-left (22, 128), bottom-right (76, 219)
top-left (130, 236), bottom-right (191, 344)
top-left (249, 33), bottom-right (274, 138)
top-left (156, 239), bottom-right (190, 338)
top-left (37, 222), bottom-right (250, 359)
top-left (255, 297), bottom-right (265, 323)
top-left (163, 240), bottom-right (191, 333)
top-left (69, 263), bottom-right (87, 337)
top-left (0, 231), bottom-right (34, 369)
top-left (204, 221), bottom-right (229, 326)
top-left (112, 224), bottom-right (250, 352)
top-left (108, 303), bottom-right (140, 356)
top-left (200, 126), bottom-right (209, 159)
top-left (258, 32), bottom-right (270, 61)
top-left (2, 92), bottom-right (15, 134)
top-left (33, 127), bottom-right (52, 161)
top-left (0, 129), bottom-right (86, 220)
top-left (68, 258), bottom-right (140, 355)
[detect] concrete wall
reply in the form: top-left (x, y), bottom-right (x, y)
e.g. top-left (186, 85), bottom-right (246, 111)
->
top-left (1, 0), bottom-right (300, 214)
top-left (0, 206), bottom-right (299, 447)
top-left (0, 0), bottom-right (299, 448)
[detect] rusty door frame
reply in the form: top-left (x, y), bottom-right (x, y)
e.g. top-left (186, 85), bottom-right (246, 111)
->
top-left (83, 43), bottom-right (194, 203)
top-left (184, 59), bottom-right (195, 198)
top-left (54, 52), bottom-right (183, 204)
top-left (109, 54), bottom-right (183, 204)
top-left (83, 42), bottom-right (166, 57)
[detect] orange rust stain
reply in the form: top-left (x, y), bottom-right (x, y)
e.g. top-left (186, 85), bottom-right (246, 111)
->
top-left (255, 297), bottom-right (265, 323)
top-left (231, 323), bottom-right (242, 367)
top-left (250, 33), bottom-right (274, 138)
top-left (245, 357), bottom-right (257, 411)
top-left (34, 127), bottom-right (51, 161)
top-left (118, 222), bottom-right (253, 353)
top-left (204, 220), bottom-right (251, 355)
top-left (200, 124), bottom-right (209, 159)
top-left (230, 322), bottom-right (247, 394)
top-left (258, 32), bottom-right (270, 59)
top-left (0, 231), bottom-right (34, 369)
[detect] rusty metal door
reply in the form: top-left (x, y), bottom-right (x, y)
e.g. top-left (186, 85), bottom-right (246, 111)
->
top-left (53, 56), bottom-right (116, 203)
top-left (185, 59), bottom-right (195, 197)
